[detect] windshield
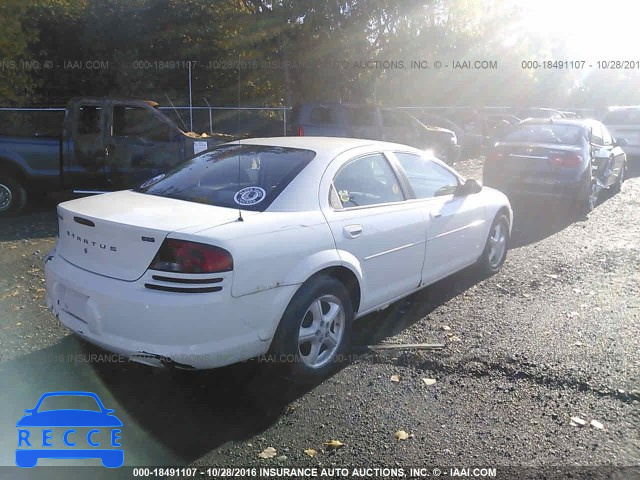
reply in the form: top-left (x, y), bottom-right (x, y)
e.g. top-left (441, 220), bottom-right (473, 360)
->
top-left (502, 124), bottom-right (585, 145)
top-left (135, 144), bottom-right (315, 211)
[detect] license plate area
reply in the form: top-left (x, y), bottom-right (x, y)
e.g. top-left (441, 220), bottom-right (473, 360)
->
top-left (61, 286), bottom-right (89, 324)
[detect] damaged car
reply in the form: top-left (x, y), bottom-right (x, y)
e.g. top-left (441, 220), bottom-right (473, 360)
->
top-left (483, 118), bottom-right (627, 214)
top-left (45, 137), bottom-right (511, 381)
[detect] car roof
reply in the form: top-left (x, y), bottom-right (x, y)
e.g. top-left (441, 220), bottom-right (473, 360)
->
top-left (232, 136), bottom-right (421, 157)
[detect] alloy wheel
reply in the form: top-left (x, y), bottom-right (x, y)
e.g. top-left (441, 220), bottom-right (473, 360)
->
top-left (487, 221), bottom-right (507, 269)
top-left (297, 294), bottom-right (345, 369)
top-left (0, 183), bottom-right (12, 211)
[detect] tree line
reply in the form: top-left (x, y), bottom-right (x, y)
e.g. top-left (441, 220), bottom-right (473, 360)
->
top-left (1, 0), bottom-right (639, 110)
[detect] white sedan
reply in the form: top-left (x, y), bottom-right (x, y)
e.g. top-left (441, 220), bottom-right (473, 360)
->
top-left (45, 137), bottom-right (511, 381)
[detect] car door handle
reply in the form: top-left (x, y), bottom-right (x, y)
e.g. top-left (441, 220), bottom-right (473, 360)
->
top-left (343, 224), bottom-right (363, 239)
top-left (431, 212), bottom-right (442, 219)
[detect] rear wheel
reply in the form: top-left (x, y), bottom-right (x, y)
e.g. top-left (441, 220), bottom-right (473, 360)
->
top-left (575, 174), bottom-right (599, 216)
top-left (0, 175), bottom-right (27, 215)
top-left (477, 213), bottom-right (509, 275)
top-left (270, 275), bottom-right (353, 383)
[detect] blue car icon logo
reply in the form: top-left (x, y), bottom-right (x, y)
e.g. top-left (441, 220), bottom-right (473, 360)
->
top-left (16, 391), bottom-right (123, 468)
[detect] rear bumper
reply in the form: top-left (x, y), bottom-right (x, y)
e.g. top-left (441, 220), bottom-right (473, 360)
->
top-left (44, 246), bottom-right (297, 369)
top-left (483, 176), bottom-right (582, 199)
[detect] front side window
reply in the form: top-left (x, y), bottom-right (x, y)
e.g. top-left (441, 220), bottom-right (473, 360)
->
top-left (77, 106), bottom-right (101, 135)
top-left (395, 152), bottom-right (459, 198)
top-left (136, 144), bottom-right (315, 211)
top-left (332, 153), bottom-right (404, 208)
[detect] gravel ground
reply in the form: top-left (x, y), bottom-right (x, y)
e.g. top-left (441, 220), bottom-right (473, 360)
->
top-left (0, 158), bottom-right (638, 479)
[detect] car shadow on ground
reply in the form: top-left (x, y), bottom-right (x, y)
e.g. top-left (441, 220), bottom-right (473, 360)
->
top-left (507, 199), bottom-right (577, 249)
top-left (351, 266), bottom-right (485, 347)
top-left (81, 342), bottom-right (315, 462)
top-left (75, 267), bottom-right (485, 464)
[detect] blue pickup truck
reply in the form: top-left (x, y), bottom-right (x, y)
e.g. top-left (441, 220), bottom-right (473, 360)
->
top-left (0, 97), bottom-right (231, 215)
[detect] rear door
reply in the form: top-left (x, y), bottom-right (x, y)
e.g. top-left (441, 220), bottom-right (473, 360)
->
top-left (322, 152), bottom-right (425, 312)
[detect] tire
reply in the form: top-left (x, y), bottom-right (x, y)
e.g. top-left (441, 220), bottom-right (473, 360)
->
top-left (270, 274), bottom-right (354, 383)
top-left (477, 213), bottom-right (510, 276)
top-left (574, 173), bottom-right (598, 216)
top-left (611, 161), bottom-right (626, 194)
top-left (0, 175), bottom-right (27, 216)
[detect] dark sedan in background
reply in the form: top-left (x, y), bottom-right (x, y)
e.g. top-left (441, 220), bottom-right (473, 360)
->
top-left (483, 118), bottom-right (627, 214)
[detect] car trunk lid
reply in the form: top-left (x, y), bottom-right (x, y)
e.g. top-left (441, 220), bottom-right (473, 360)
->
top-left (492, 143), bottom-right (582, 175)
top-left (57, 190), bottom-right (249, 281)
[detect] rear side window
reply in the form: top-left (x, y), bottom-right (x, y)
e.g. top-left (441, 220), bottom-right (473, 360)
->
top-left (309, 106), bottom-right (336, 124)
top-left (137, 144), bottom-right (315, 211)
top-left (602, 108), bottom-right (640, 125)
top-left (332, 153), bottom-right (404, 208)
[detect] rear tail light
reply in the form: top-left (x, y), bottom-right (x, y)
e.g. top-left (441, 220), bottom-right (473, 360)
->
top-left (550, 153), bottom-right (582, 167)
top-left (149, 239), bottom-right (233, 274)
top-left (297, 126), bottom-right (304, 136)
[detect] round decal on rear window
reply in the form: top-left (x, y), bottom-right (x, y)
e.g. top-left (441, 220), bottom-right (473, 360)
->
top-left (234, 187), bottom-right (266, 206)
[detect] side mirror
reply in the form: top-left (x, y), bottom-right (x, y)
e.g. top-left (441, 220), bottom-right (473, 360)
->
top-left (455, 178), bottom-right (483, 196)
top-left (615, 137), bottom-right (628, 146)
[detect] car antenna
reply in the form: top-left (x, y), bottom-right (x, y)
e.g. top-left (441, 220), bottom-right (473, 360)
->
top-left (164, 92), bottom-right (189, 131)
top-left (236, 55), bottom-right (243, 222)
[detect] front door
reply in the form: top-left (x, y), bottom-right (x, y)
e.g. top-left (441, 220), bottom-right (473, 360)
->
top-left (390, 151), bottom-right (486, 285)
top-left (64, 101), bottom-right (109, 191)
top-left (105, 102), bottom-right (184, 189)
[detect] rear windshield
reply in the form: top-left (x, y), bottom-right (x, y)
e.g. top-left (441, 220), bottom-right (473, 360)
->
top-left (135, 144), bottom-right (315, 211)
top-left (502, 124), bottom-right (585, 145)
top-left (602, 108), bottom-right (640, 125)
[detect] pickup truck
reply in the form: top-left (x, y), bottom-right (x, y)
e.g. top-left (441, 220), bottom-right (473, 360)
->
top-left (0, 97), bottom-right (232, 215)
